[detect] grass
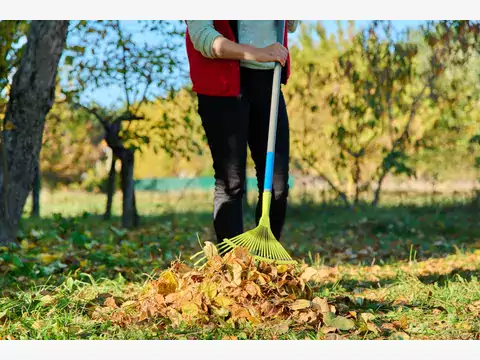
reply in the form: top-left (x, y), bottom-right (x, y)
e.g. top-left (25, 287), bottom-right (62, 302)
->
top-left (0, 189), bottom-right (479, 340)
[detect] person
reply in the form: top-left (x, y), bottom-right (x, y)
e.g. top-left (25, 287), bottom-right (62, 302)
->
top-left (185, 20), bottom-right (299, 244)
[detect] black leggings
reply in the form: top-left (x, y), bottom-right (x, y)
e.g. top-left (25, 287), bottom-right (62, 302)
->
top-left (197, 67), bottom-right (290, 243)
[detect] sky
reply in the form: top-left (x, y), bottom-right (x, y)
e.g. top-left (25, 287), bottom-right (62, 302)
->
top-left (78, 20), bottom-right (429, 108)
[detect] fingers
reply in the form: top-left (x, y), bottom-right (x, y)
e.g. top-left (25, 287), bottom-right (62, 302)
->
top-left (272, 42), bottom-right (288, 66)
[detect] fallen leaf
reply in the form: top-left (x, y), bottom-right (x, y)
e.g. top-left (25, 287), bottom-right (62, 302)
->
top-left (200, 281), bottom-right (217, 300)
top-left (32, 320), bottom-right (45, 330)
top-left (360, 313), bottom-right (375, 322)
top-left (324, 334), bottom-right (346, 340)
top-left (323, 312), bottom-right (355, 331)
top-left (104, 297), bottom-right (118, 308)
top-left (290, 299), bottom-right (311, 311)
top-left (181, 302), bottom-right (199, 317)
top-left (203, 242), bottom-right (218, 259)
top-left (312, 297), bottom-right (330, 313)
top-left (214, 295), bottom-right (233, 308)
top-left (222, 336), bottom-right (238, 340)
top-left (381, 323), bottom-right (396, 331)
top-left (321, 326), bottom-right (337, 334)
top-left (231, 263), bottom-right (242, 286)
top-left (300, 267), bottom-right (317, 282)
top-left (389, 332), bottom-right (410, 340)
top-left (269, 322), bottom-right (290, 335)
top-left (4, 121), bottom-right (15, 131)
top-left (276, 264), bottom-right (289, 274)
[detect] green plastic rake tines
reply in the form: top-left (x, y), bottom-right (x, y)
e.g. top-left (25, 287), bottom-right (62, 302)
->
top-left (217, 191), bottom-right (296, 264)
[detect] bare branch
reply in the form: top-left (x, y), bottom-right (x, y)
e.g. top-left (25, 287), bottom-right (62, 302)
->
top-left (116, 20), bottom-right (131, 112)
top-left (72, 102), bottom-right (109, 128)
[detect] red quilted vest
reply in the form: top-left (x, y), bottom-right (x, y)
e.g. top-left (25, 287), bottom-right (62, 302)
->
top-left (185, 20), bottom-right (291, 97)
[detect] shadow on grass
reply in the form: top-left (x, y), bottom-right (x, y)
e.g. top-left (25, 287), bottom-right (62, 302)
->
top-left (4, 196), bottom-right (476, 294)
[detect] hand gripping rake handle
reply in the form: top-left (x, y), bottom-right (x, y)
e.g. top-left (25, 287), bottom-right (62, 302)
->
top-left (261, 20), bottom-right (286, 222)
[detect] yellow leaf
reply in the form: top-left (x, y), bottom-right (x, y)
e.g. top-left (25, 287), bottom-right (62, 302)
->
top-left (290, 299), bottom-right (311, 311)
top-left (213, 307), bottom-right (229, 317)
top-left (181, 302), bottom-right (199, 317)
top-left (214, 295), bottom-right (233, 308)
top-left (4, 121), bottom-right (15, 131)
top-left (32, 320), bottom-right (45, 330)
top-left (203, 241), bottom-right (218, 259)
top-left (154, 270), bottom-right (178, 295)
top-left (20, 240), bottom-right (35, 250)
top-left (389, 332), bottom-right (410, 340)
top-left (360, 313), bottom-right (375, 322)
top-left (39, 253), bottom-right (59, 264)
top-left (121, 300), bottom-right (137, 309)
top-left (40, 295), bottom-right (55, 305)
top-left (200, 281), bottom-right (217, 300)
top-left (276, 264), bottom-right (289, 274)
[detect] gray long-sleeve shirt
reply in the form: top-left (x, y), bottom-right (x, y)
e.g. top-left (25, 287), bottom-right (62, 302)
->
top-left (186, 20), bottom-right (299, 70)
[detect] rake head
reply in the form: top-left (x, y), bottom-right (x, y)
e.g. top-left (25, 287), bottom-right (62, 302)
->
top-left (216, 221), bottom-right (296, 264)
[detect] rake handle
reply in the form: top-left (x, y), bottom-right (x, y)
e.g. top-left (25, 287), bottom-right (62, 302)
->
top-left (263, 20), bottom-right (286, 194)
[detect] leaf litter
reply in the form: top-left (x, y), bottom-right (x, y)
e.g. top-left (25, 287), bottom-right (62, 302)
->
top-left (90, 245), bottom-right (352, 336)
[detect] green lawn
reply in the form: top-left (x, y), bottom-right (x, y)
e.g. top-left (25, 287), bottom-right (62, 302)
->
top-left (0, 190), bottom-right (479, 340)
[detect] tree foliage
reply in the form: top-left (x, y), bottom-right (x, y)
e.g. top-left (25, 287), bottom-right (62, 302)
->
top-left (285, 20), bottom-right (479, 206)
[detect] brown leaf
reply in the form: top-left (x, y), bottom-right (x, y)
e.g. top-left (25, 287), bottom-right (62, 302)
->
top-left (222, 336), bottom-right (238, 340)
top-left (399, 315), bottom-right (408, 330)
top-left (300, 267), bottom-right (317, 282)
top-left (231, 263), bottom-right (242, 286)
top-left (104, 296), bottom-right (118, 309)
top-left (245, 282), bottom-right (259, 297)
top-left (321, 326), bottom-right (337, 334)
top-left (166, 308), bottom-right (182, 327)
top-left (381, 323), bottom-right (396, 331)
top-left (231, 305), bottom-right (250, 320)
top-left (311, 297), bottom-right (330, 313)
top-left (324, 334), bottom-right (346, 340)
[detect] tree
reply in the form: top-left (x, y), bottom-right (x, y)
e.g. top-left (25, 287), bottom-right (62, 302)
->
top-left (63, 20), bottom-right (189, 228)
top-left (0, 20), bottom-right (69, 245)
top-left (286, 21), bottom-right (479, 206)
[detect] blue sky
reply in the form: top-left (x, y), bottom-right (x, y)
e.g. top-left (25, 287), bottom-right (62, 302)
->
top-left (80, 20), bottom-right (429, 107)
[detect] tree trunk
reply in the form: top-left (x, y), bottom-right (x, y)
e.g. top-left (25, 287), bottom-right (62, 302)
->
top-left (372, 171), bottom-right (388, 207)
top-left (120, 149), bottom-right (135, 229)
top-left (31, 160), bottom-right (40, 217)
top-left (0, 21), bottom-right (69, 245)
top-left (132, 187), bottom-right (140, 227)
top-left (104, 155), bottom-right (117, 220)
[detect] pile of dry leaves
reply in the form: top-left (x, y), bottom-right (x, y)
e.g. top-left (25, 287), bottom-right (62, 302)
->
top-left (91, 245), bottom-right (359, 336)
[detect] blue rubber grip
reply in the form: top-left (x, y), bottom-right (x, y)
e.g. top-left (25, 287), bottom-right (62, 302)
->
top-left (264, 151), bottom-right (275, 192)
